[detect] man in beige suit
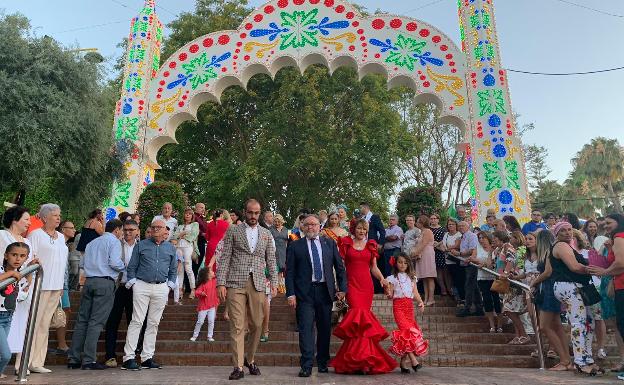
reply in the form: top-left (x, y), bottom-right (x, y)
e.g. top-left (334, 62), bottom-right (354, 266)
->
top-left (217, 199), bottom-right (278, 381)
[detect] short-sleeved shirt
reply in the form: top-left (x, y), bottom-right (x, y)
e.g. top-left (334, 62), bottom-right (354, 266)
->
top-left (459, 231), bottom-right (479, 265)
top-left (384, 225), bottom-right (404, 250)
top-left (475, 245), bottom-right (495, 280)
top-left (386, 273), bottom-right (416, 299)
top-left (443, 232), bottom-right (462, 265)
top-left (153, 215), bottom-right (178, 241)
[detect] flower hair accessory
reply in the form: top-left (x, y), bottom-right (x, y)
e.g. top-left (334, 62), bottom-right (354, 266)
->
top-left (389, 256), bottom-right (396, 267)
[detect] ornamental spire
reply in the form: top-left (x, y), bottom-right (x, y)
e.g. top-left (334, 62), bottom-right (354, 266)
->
top-left (103, 1), bottom-right (163, 221)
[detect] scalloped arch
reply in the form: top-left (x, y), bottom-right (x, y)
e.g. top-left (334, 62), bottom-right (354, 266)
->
top-left (145, 0), bottom-right (470, 168)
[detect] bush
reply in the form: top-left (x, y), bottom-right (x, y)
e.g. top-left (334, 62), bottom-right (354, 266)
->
top-left (396, 186), bottom-right (443, 226)
top-left (136, 181), bottom-right (188, 234)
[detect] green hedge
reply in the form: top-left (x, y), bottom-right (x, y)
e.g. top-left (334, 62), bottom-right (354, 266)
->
top-left (136, 181), bottom-right (188, 234)
top-left (396, 186), bottom-right (443, 227)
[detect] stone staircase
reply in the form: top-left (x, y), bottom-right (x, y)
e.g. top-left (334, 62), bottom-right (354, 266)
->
top-left (44, 292), bottom-right (622, 368)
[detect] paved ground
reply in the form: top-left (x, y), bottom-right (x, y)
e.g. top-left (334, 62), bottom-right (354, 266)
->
top-left (1, 366), bottom-right (620, 385)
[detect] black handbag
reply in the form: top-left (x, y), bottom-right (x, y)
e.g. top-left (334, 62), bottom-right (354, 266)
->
top-left (578, 284), bottom-right (601, 306)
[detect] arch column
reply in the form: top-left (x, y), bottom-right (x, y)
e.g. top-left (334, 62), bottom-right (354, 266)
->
top-left (104, 0), bottom-right (162, 220)
top-left (458, 0), bottom-right (531, 224)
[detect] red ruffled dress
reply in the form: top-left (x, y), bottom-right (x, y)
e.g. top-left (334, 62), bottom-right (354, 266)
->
top-left (329, 237), bottom-right (398, 374)
top-left (386, 273), bottom-right (429, 357)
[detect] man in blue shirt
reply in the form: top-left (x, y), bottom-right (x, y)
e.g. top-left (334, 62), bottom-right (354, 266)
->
top-left (521, 209), bottom-right (548, 235)
top-left (121, 219), bottom-right (177, 371)
top-left (68, 219), bottom-right (125, 370)
top-left (451, 221), bottom-right (484, 317)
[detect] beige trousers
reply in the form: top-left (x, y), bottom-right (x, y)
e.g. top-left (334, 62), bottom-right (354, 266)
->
top-left (15, 289), bottom-right (62, 369)
top-left (227, 275), bottom-right (266, 368)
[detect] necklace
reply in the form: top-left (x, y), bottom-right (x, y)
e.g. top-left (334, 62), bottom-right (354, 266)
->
top-left (395, 273), bottom-right (412, 297)
top-left (44, 228), bottom-right (57, 244)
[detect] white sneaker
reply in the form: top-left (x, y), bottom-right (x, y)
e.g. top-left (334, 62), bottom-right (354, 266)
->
top-left (597, 348), bottom-right (607, 359)
top-left (29, 367), bottom-right (52, 373)
top-left (207, 337), bottom-right (215, 342)
top-left (618, 373), bottom-right (624, 381)
top-left (189, 336), bottom-right (197, 342)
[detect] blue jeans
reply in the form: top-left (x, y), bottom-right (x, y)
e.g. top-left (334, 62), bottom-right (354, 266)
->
top-left (0, 311), bottom-right (13, 374)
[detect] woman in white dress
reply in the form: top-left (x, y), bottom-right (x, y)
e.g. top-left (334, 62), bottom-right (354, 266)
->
top-left (0, 206), bottom-right (35, 373)
top-left (16, 204), bottom-right (68, 374)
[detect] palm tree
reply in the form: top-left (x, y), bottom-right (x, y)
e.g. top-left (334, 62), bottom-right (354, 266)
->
top-left (572, 137), bottom-right (624, 214)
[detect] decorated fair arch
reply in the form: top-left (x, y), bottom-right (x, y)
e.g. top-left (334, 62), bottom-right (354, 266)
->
top-left (105, 0), bottom-right (530, 224)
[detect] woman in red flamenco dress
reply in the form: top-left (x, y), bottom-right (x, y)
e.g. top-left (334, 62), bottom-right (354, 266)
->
top-left (329, 219), bottom-right (398, 374)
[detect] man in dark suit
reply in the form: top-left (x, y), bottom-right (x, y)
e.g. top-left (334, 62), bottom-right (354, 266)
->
top-left (286, 214), bottom-right (347, 378)
top-left (359, 202), bottom-right (386, 293)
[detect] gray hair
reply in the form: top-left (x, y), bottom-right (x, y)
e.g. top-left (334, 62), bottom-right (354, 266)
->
top-left (39, 203), bottom-right (61, 219)
top-left (303, 214), bottom-right (320, 224)
top-left (389, 214), bottom-right (399, 220)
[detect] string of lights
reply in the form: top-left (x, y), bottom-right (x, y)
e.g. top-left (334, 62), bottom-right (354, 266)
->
top-left (552, 0), bottom-right (624, 18)
top-left (505, 66), bottom-right (624, 76)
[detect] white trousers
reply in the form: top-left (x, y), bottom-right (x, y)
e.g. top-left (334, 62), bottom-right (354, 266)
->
top-left (192, 308), bottom-right (216, 339)
top-left (123, 280), bottom-right (169, 362)
top-left (176, 247), bottom-right (196, 290)
top-left (554, 281), bottom-right (595, 366)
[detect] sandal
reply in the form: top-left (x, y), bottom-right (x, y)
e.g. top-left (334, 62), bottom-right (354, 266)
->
top-left (546, 350), bottom-right (558, 359)
top-left (260, 333), bottom-right (269, 342)
top-left (517, 336), bottom-right (530, 345)
top-left (496, 327), bottom-right (503, 333)
top-left (489, 327), bottom-right (496, 333)
top-left (574, 364), bottom-right (598, 376)
top-left (548, 362), bottom-right (569, 371)
top-left (507, 337), bottom-right (521, 345)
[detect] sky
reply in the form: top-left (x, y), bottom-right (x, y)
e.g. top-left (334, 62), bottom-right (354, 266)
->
top-left (2, 0), bottom-right (624, 184)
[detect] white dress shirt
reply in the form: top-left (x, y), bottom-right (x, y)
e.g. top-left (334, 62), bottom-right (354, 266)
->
top-left (245, 222), bottom-right (259, 253)
top-left (121, 239), bottom-right (136, 283)
top-left (307, 237), bottom-right (324, 282)
top-left (364, 211), bottom-right (373, 222)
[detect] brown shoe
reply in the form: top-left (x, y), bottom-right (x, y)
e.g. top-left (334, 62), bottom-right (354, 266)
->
top-left (228, 367), bottom-right (244, 380)
top-left (244, 359), bottom-right (261, 375)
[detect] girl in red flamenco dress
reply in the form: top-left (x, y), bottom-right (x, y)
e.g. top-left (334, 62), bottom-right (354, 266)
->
top-left (329, 219), bottom-right (398, 374)
top-left (385, 252), bottom-right (429, 373)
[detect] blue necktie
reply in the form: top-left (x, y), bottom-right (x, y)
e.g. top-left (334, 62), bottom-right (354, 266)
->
top-left (310, 238), bottom-right (322, 282)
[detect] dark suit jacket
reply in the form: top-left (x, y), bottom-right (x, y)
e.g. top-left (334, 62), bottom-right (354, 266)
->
top-left (285, 237), bottom-right (347, 303)
top-left (368, 213), bottom-right (386, 245)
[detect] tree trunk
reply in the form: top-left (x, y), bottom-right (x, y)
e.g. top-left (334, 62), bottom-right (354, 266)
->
top-left (607, 180), bottom-right (623, 213)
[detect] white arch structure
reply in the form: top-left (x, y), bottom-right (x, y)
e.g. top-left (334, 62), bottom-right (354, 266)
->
top-left (105, 0), bottom-right (531, 224)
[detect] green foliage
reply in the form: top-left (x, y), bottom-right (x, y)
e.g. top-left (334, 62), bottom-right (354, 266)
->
top-left (396, 186), bottom-right (443, 225)
top-left (136, 181), bottom-right (188, 233)
top-left (571, 137), bottom-right (624, 214)
top-left (0, 13), bottom-right (121, 221)
top-left (161, 0), bottom-right (252, 61)
top-left (398, 101), bottom-right (466, 208)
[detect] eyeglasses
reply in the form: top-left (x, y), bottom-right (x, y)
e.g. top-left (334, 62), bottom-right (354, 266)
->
top-left (123, 228), bottom-right (138, 232)
top-left (151, 225), bottom-right (165, 229)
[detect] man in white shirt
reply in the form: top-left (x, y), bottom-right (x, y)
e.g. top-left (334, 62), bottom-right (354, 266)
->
top-left (152, 202), bottom-right (177, 241)
top-left (103, 220), bottom-right (143, 367)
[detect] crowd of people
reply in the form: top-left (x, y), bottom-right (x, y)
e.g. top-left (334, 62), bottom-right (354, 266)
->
top-left (0, 200), bottom-right (623, 380)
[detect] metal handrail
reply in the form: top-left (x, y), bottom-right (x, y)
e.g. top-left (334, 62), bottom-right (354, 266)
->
top-left (0, 264), bottom-right (43, 383)
top-left (467, 261), bottom-right (545, 370)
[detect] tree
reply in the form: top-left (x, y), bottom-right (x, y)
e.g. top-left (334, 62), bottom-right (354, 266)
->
top-left (397, 101), bottom-right (467, 208)
top-left (155, 0), bottom-right (413, 222)
top-left (571, 137), bottom-right (624, 214)
top-left (0, 13), bottom-right (121, 220)
top-left (136, 181), bottom-right (188, 234)
top-left (523, 144), bottom-right (551, 189)
top-left (396, 186), bottom-right (443, 225)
